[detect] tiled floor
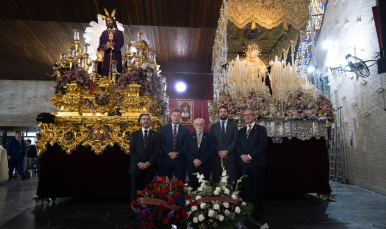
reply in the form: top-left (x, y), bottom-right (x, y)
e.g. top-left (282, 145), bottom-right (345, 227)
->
top-left (0, 176), bottom-right (385, 228)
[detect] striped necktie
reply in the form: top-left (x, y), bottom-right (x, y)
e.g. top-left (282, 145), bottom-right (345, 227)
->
top-left (173, 125), bottom-right (177, 152)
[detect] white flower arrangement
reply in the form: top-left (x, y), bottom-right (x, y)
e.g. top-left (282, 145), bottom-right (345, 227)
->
top-left (188, 159), bottom-right (254, 229)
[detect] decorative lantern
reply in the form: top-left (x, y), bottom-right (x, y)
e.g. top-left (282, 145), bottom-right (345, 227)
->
top-left (83, 43), bottom-right (90, 55)
top-left (73, 29), bottom-right (80, 41)
top-left (91, 60), bottom-right (98, 73)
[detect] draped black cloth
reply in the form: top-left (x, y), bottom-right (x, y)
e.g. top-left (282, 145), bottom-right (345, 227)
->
top-left (36, 137), bottom-right (330, 198)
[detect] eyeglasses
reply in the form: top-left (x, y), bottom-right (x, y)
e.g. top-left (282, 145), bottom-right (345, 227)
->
top-left (194, 123), bottom-right (204, 126)
top-left (244, 114), bottom-right (255, 117)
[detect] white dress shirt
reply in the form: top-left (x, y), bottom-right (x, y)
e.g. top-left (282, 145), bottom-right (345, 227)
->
top-left (220, 119), bottom-right (228, 133)
top-left (172, 123), bottom-right (179, 135)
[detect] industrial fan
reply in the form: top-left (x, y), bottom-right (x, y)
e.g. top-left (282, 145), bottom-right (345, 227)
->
top-left (330, 54), bottom-right (377, 79)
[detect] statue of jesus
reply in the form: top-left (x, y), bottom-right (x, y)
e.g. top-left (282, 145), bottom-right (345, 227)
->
top-left (99, 12), bottom-right (124, 78)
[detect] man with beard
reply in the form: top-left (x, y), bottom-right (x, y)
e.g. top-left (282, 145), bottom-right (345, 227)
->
top-left (184, 118), bottom-right (214, 189)
top-left (209, 106), bottom-right (239, 185)
top-left (99, 15), bottom-right (124, 78)
top-left (129, 114), bottom-right (160, 201)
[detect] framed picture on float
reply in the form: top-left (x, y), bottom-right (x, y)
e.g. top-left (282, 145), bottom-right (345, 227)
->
top-left (177, 99), bottom-right (194, 125)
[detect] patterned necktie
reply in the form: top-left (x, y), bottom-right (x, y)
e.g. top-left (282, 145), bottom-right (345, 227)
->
top-left (247, 125), bottom-right (252, 138)
top-left (17, 138), bottom-right (21, 146)
top-left (221, 121), bottom-right (225, 148)
top-left (173, 125), bottom-right (177, 152)
top-left (144, 129), bottom-right (148, 141)
top-left (197, 132), bottom-right (202, 148)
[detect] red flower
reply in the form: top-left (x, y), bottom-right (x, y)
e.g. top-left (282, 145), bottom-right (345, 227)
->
top-left (141, 221), bottom-right (146, 227)
top-left (141, 212), bottom-right (146, 217)
top-left (148, 183), bottom-right (153, 186)
top-left (164, 185), bottom-right (170, 191)
top-left (168, 197), bottom-right (174, 204)
top-left (185, 194), bottom-right (191, 199)
top-left (129, 225), bottom-right (132, 229)
top-left (130, 200), bottom-right (136, 207)
top-left (153, 183), bottom-right (159, 188)
top-left (175, 179), bottom-right (185, 187)
top-left (181, 209), bottom-right (188, 219)
top-left (147, 222), bottom-right (154, 228)
top-left (175, 192), bottom-right (180, 197)
top-left (190, 202), bottom-right (195, 207)
top-left (175, 214), bottom-right (180, 220)
top-left (163, 217), bottom-right (169, 224)
top-left (148, 190), bottom-right (152, 194)
top-left (155, 176), bottom-right (167, 183)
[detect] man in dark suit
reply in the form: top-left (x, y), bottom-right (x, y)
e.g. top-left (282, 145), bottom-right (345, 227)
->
top-left (210, 106), bottom-right (239, 185)
top-left (236, 108), bottom-right (268, 222)
top-left (129, 114), bottom-right (161, 201)
top-left (160, 108), bottom-right (189, 182)
top-left (184, 118), bottom-right (215, 189)
top-left (7, 131), bottom-right (28, 181)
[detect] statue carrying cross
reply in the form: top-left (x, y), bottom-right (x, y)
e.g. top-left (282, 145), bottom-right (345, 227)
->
top-left (98, 8), bottom-right (124, 79)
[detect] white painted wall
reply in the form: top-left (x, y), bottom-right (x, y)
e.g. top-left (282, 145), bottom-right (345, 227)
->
top-left (314, 0), bottom-right (386, 194)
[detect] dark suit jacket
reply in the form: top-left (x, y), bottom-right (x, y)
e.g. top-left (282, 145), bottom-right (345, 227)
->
top-left (184, 132), bottom-right (215, 173)
top-left (129, 129), bottom-right (161, 175)
top-left (209, 120), bottom-right (238, 163)
top-left (7, 138), bottom-right (27, 159)
top-left (236, 124), bottom-right (268, 173)
top-left (160, 123), bottom-right (189, 164)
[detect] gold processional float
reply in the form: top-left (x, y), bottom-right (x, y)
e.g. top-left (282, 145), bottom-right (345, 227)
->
top-left (36, 11), bottom-right (169, 155)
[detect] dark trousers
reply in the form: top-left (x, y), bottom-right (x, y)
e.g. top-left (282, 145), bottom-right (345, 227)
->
top-left (242, 166), bottom-right (265, 212)
top-left (130, 165), bottom-right (157, 201)
top-left (8, 156), bottom-right (26, 179)
top-left (188, 164), bottom-right (210, 190)
top-left (161, 161), bottom-right (186, 183)
top-left (213, 158), bottom-right (238, 186)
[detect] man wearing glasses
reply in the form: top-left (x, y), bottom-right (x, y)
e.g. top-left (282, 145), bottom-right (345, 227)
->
top-left (184, 118), bottom-right (215, 189)
top-left (236, 108), bottom-right (268, 222)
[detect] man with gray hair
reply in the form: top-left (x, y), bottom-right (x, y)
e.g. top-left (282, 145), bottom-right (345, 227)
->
top-left (184, 118), bottom-right (215, 189)
top-left (236, 108), bottom-right (268, 222)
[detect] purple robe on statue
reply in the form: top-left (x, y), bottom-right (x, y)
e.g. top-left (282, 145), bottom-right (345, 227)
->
top-left (99, 29), bottom-right (124, 78)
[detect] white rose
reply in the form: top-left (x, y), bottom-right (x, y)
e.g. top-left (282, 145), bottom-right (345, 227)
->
top-left (215, 187), bottom-right (221, 192)
top-left (186, 200), bottom-right (190, 206)
top-left (224, 210), bottom-right (230, 216)
top-left (232, 194), bottom-right (237, 199)
top-left (200, 203), bottom-right (206, 209)
top-left (235, 206), bottom-right (241, 214)
top-left (197, 187), bottom-right (203, 191)
top-left (219, 215), bottom-right (224, 221)
top-left (196, 195), bottom-right (201, 200)
top-left (242, 202), bottom-right (246, 206)
top-left (188, 187), bottom-right (193, 191)
top-left (193, 217), bottom-right (198, 223)
top-left (223, 202), bottom-right (229, 208)
top-left (213, 204), bottom-right (220, 210)
top-left (191, 206), bottom-right (197, 211)
top-left (214, 190), bottom-right (219, 195)
top-left (198, 214), bottom-right (205, 222)
top-left (224, 189), bottom-right (230, 194)
top-left (208, 209), bottom-right (215, 217)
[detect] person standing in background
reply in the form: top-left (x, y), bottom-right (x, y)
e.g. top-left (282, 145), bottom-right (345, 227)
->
top-left (24, 140), bottom-right (38, 178)
top-left (7, 131), bottom-right (28, 181)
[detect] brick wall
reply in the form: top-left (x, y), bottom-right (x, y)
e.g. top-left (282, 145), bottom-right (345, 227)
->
top-left (0, 80), bottom-right (56, 126)
top-left (314, 0), bottom-right (386, 194)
